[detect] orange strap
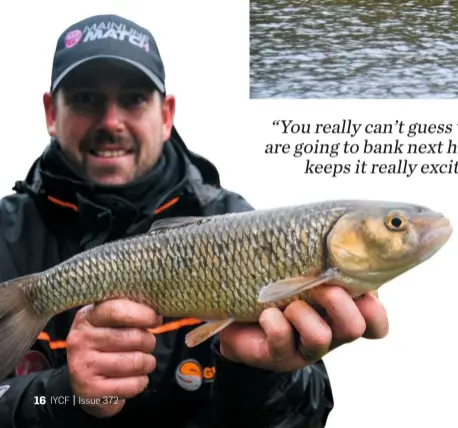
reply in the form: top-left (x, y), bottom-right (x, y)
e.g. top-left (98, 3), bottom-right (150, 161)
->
top-left (153, 196), bottom-right (180, 215)
top-left (148, 317), bottom-right (202, 334)
top-left (37, 332), bottom-right (67, 349)
top-left (47, 196), bottom-right (78, 212)
top-left (37, 317), bottom-right (202, 350)
top-left (47, 195), bottom-right (180, 215)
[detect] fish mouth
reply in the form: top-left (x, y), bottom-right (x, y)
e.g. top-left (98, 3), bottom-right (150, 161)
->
top-left (418, 216), bottom-right (453, 261)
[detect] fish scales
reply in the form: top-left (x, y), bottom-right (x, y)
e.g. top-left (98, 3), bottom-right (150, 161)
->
top-left (22, 203), bottom-right (344, 319)
top-left (22, 199), bottom-right (448, 321)
top-left (0, 199), bottom-right (453, 380)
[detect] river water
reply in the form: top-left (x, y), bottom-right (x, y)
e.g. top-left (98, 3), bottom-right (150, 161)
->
top-left (250, 0), bottom-right (458, 98)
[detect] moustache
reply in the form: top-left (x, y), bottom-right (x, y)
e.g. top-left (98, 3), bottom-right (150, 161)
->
top-left (81, 130), bottom-right (136, 151)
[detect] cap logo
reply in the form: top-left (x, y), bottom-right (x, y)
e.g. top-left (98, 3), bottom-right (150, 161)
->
top-left (78, 21), bottom-right (150, 53)
top-left (65, 29), bottom-right (83, 48)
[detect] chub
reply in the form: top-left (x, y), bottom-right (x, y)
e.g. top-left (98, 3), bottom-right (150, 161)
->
top-left (0, 199), bottom-right (452, 381)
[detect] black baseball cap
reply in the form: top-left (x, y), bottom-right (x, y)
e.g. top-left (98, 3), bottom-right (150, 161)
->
top-left (50, 14), bottom-right (166, 93)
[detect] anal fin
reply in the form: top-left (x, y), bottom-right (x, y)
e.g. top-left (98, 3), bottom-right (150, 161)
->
top-left (185, 318), bottom-right (234, 348)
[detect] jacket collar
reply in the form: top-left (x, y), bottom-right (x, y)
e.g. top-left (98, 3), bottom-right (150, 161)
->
top-left (13, 126), bottom-right (223, 248)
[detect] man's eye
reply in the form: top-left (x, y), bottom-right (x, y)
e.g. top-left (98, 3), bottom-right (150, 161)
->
top-left (71, 92), bottom-right (102, 106)
top-left (121, 93), bottom-right (147, 107)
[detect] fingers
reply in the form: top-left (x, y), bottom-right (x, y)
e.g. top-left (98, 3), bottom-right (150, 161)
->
top-left (90, 327), bottom-right (156, 353)
top-left (283, 301), bottom-right (333, 362)
top-left (75, 351), bottom-right (157, 378)
top-left (93, 376), bottom-right (150, 400)
top-left (66, 299), bottom-right (161, 418)
top-left (220, 286), bottom-right (390, 373)
top-left (258, 301), bottom-right (333, 366)
top-left (259, 308), bottom-right (295, 362)
top-left (219, 322), bottom-right (268, 365)
top-left (73, 374), bottom-right (150, 401)
top-left (310, 286), bottom-right (367, 346)
top-left (355, 293), bottom-right (389, 339)
top-left (283, 286), bottom-right (378, 364)
top-left (86, 299), bottom-right (162, 329)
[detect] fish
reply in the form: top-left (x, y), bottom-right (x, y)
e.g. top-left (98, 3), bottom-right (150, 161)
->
top-left (0, 199), bottom-right (452, 381)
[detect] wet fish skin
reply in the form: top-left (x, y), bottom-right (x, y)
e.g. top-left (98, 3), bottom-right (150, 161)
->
top-left (0, 199), bottom-right (452, 381)
top-left (25, 201), bottom-right (345, 319)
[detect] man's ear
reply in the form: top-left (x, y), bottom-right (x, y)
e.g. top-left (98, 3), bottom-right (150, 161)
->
top-left (161, 94), bottom-right (176, 142)
top-left (43, 91), bottom-right (57, 136)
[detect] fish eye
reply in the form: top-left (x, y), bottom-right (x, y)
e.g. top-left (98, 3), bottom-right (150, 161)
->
top-left (385, 211), bottom-right (408, 231)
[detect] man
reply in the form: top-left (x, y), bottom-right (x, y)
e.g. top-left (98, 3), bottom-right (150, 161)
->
top-left (0, 14), bottom-right (389, 428)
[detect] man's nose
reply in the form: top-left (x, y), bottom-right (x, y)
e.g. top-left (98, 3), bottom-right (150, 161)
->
top-left (101, 101), bottom-right (125, 133)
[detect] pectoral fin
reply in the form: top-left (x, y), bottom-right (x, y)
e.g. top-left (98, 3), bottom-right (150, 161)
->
top-left (257, 269), bottom-right (339, 304)
top-left (185, 318), bottom-right (235, 348)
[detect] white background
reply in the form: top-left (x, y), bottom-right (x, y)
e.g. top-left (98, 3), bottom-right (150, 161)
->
top-left (2, 1), bottom-right (457, 427)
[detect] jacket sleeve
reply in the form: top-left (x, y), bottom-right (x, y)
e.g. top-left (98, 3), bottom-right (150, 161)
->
top-left (0, 354), bottom-right (118, 428)
top-left (210, 339), bottom-right (334, 428)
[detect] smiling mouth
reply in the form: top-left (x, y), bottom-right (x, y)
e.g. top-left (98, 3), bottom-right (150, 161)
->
top-left (88, 149), bottom-right (135, 158)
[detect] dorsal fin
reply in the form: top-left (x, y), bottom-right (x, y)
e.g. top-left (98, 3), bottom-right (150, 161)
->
top-left (148, 216), bottom-right (208, 234)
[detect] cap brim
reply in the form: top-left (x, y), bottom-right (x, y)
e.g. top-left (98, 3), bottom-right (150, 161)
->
top-left (51, 55), bottom-right (165, 93)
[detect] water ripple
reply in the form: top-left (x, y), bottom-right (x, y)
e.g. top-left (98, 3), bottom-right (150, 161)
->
top-left (250, 0), bottom-right (458, 98)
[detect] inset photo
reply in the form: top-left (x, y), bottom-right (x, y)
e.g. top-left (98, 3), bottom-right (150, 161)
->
top-left (250, 0), bottom-right (458, 98)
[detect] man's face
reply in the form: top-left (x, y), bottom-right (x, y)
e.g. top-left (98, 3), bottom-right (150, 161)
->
top-left (43, 60), bottom-right (175, 186)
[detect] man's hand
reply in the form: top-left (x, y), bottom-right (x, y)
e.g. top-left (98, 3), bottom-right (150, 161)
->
top-left (219, 286), bottom-right (389, 372)
top-left (66, 299), bottom-right (162, 418)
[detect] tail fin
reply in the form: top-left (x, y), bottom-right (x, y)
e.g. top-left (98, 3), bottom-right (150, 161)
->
top-left (0, 276), bottom-right (51, 381)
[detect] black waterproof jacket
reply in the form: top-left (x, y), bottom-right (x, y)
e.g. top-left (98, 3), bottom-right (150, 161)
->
top-left (0, 128), bottom-right (334, 428)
